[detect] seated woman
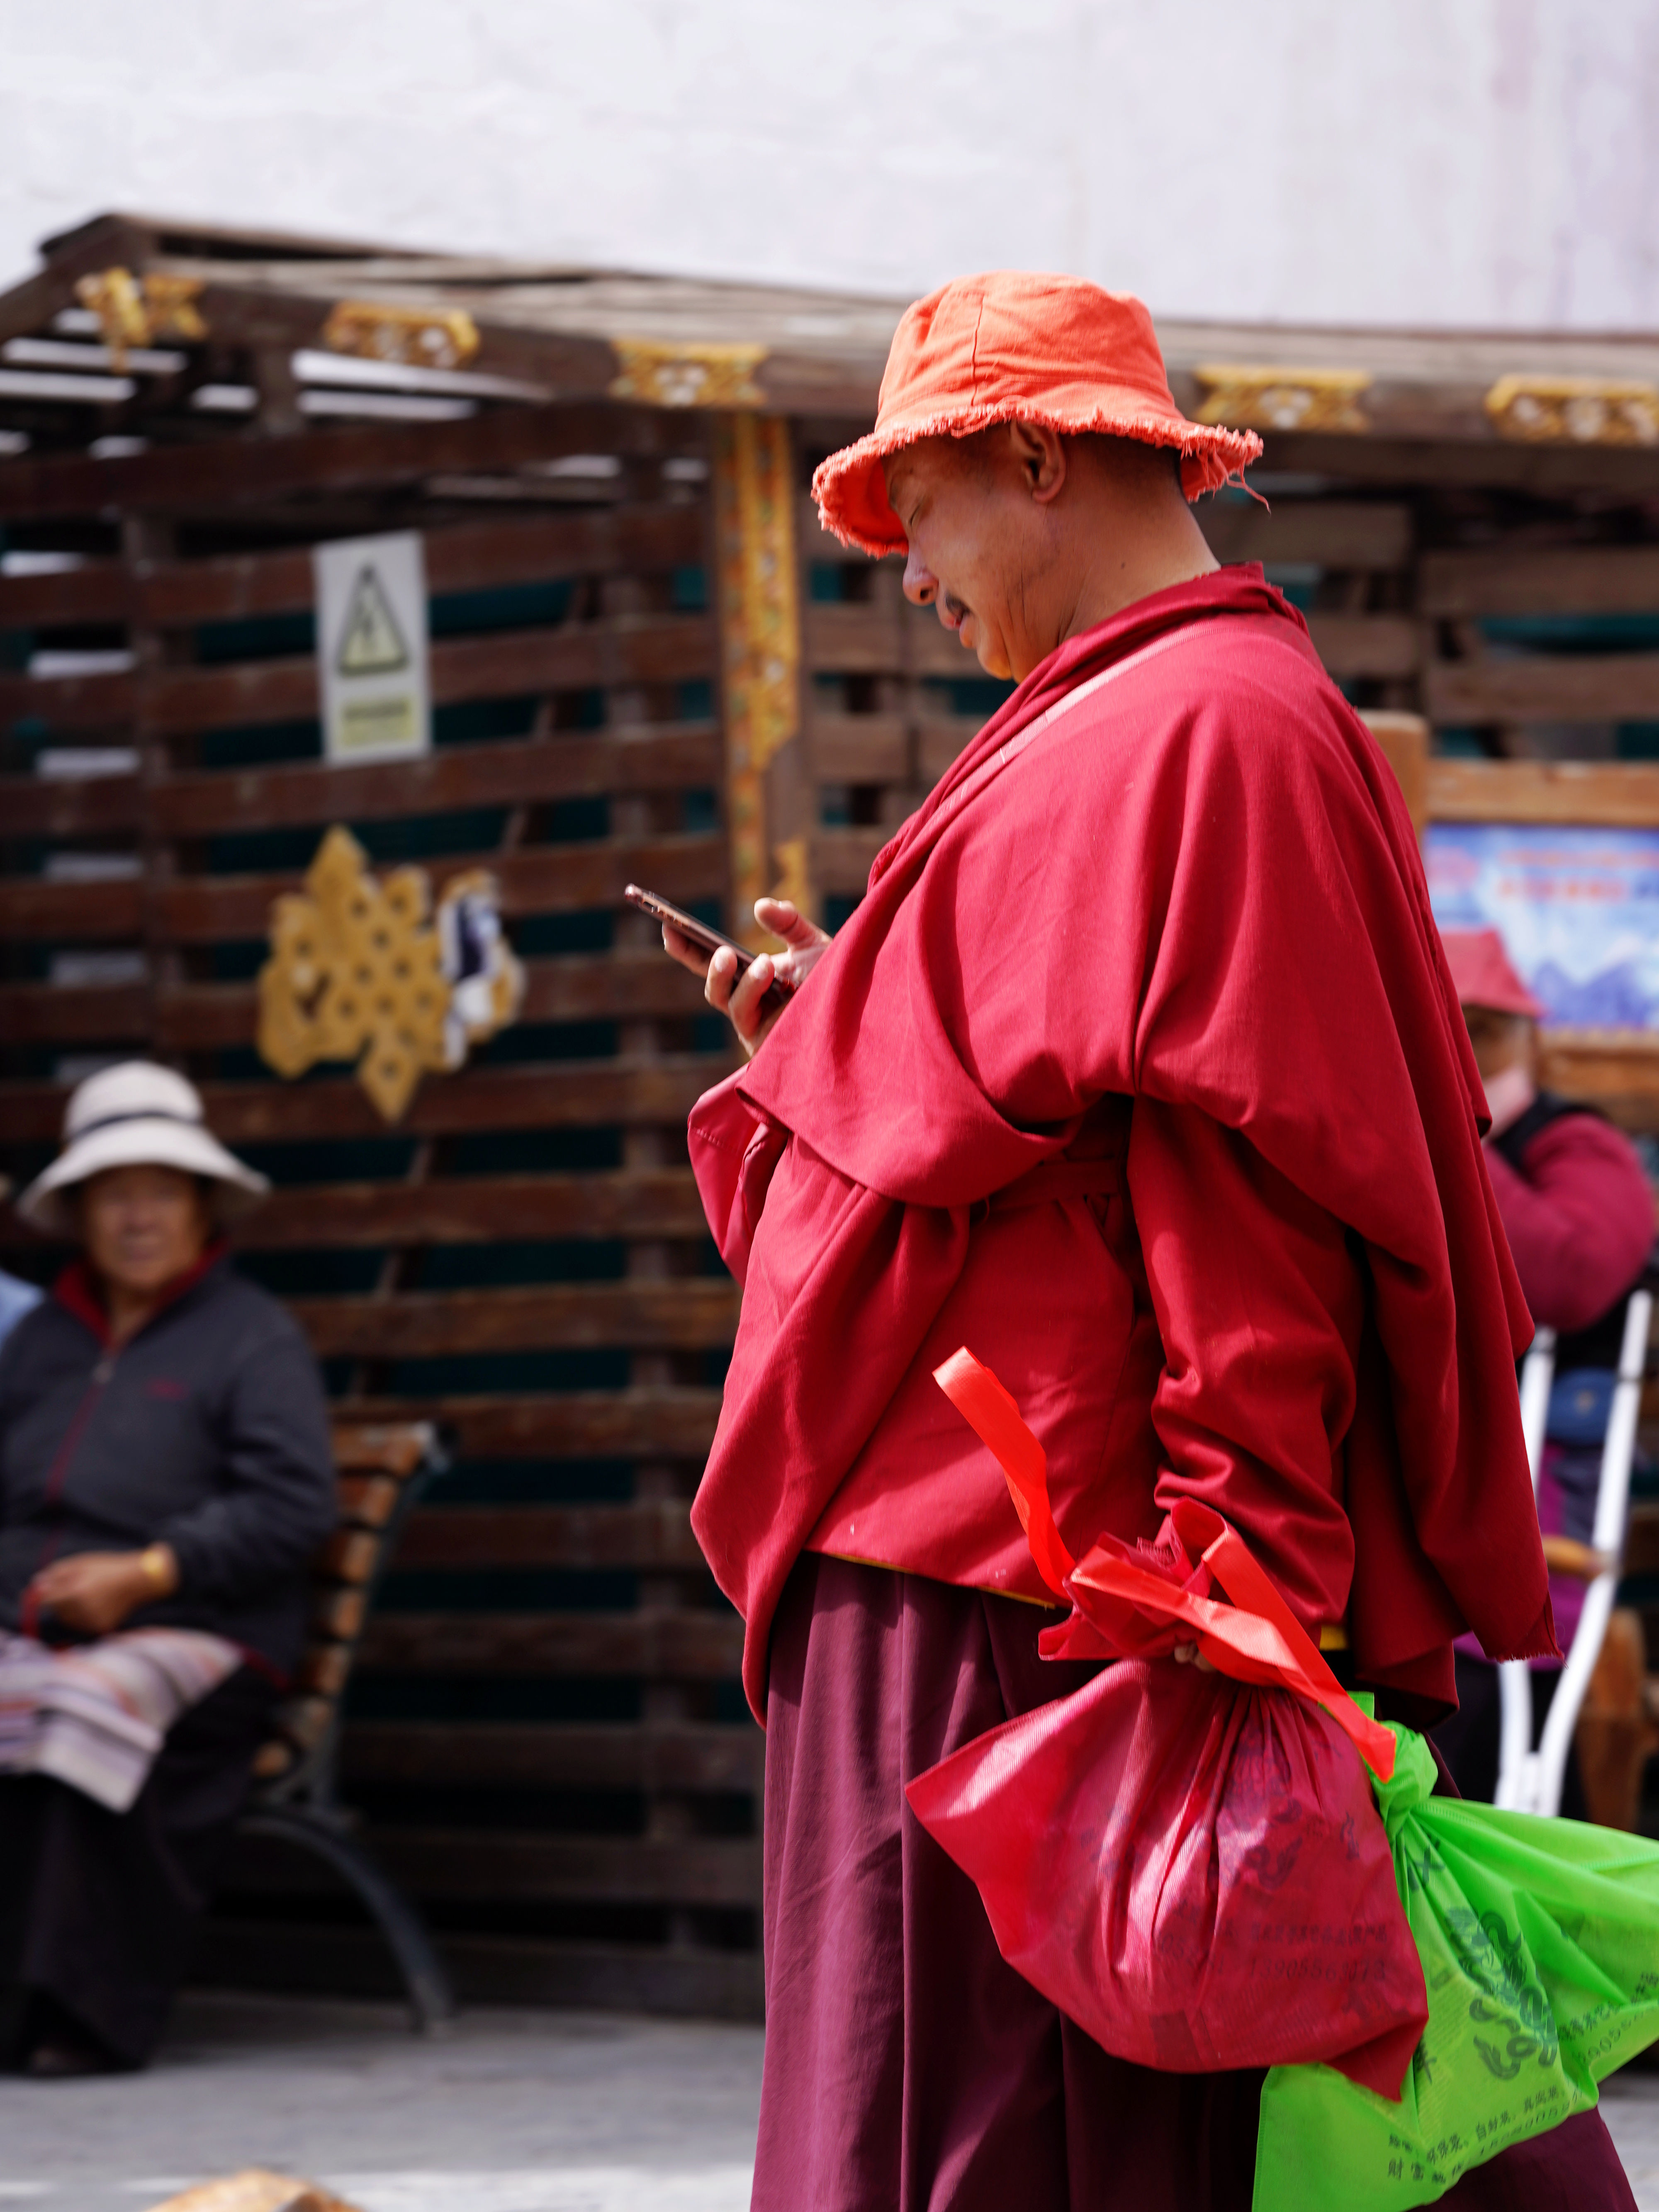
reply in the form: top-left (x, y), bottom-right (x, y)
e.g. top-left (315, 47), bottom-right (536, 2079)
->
top-left (0, 1061), bottom-right (336, 2075)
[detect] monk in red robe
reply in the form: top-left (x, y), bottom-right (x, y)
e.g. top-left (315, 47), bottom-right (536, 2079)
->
top-left (665, 273), bottom-right (1636, 2211)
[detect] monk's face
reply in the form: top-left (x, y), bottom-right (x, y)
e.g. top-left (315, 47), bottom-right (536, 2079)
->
top-left (884, 427), bottom-right (1064, 682)
top-left (883, 425), bottom-right (1215, 684)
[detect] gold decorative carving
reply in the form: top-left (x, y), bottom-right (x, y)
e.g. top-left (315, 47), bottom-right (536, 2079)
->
top-left (139, 276), bottom-right (208, 341)
top-left (769, 835), bottom-right (812, 921)
top-left (321, 301), bottom-right (481, 372)
top-left (713, 413), bottom-right (807, 942)
top-left (74, 269), bottom-right (207, 368)
top-left (1484, 375), bottom-right (1659, 448)
top-left (1194, 365), bottom-right (1372, 435)
top-left (611, 339), bottom-right (766, 410)
top-left (257, 826), bottom-right (523, 1122)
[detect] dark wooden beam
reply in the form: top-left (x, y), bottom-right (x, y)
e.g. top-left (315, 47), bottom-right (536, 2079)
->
top-left (0, 952), bottom-right (715, 1044)
top-left (0, 830), bottom-right (726, 940)
top-left (1425, 654), bottom-right (1659, 725)
top-left (356, 1608), bottom-right (745, 1680)
top-left (0, 500), bottom-right (706, 632)
top-left (396, 1500), bottom-right (704, 1572)
top-left (1538, 1037), bottom-right (1659, 1133)
top-left (1197, 500), bottom-right (1414, 570)
top-left (234, 1168), bottom-right (711, 1248)
top-left (192, 1923), bottom-right (764, 2020)
top-left (341, 1718), bottom-right (761, 1794)
top-left (1306, 615), bottom-right (1420, 679)
top-left (287, 1280), bottom-right (739, 1357)
top-left (328, 1389), bottom-right (724, 1461)
top-left (156, 722), bottom-right (720, 833)
top-left (1428, 758), bottom-right (1659, 827)
top-left (227, 1825), bottom-right (761, 1907)
top-left (1253, 429), bottom-right (1659, 501)
top-left (0, 398), bottom-right (701, 520)
top-left (812, 825), bottom-right (886, 896)
top-left (0, 722), bottom-right (722, 842)
top-left (1419, 545), bottom-right (1659, 620)
top-left (0, 1054), bottom-right (726, 1141)
top-left (0, 611), bottom-right (718, 736)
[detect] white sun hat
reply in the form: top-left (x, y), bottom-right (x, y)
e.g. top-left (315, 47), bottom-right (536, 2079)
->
top-left (16, 1061), bottom-right (270, 1236)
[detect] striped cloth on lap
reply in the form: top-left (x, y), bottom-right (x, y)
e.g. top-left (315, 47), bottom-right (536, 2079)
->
top-left (0, 1627), bottom-right (244, 1812)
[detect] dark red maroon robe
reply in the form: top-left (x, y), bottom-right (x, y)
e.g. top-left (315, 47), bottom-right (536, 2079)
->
top-left (690, 565), bottom-right (1555, 1726)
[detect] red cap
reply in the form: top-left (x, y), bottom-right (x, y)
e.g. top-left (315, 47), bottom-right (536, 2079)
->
top-left (1440, 927), bottom-right (1544, 1019)
top-left (811, 271), bottom-right (1262, 556)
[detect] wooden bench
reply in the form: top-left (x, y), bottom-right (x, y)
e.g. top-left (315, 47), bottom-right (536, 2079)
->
top-left (238, 1421), bottom-right (454, 2031)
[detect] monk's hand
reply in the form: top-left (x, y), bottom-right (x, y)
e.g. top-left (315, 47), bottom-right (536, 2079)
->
top-left (662, 897), bottom-right (832, 1061)
top-left (1172, 1642), bottom-right (1216, 1673)
top-left (27, 1546), bottom-right (178, 1636)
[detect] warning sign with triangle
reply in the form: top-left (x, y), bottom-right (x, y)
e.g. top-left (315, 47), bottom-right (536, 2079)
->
top-left (336, 564), bottom-right (411, 676)
top-left (314, 530), bottom-right (430, 762)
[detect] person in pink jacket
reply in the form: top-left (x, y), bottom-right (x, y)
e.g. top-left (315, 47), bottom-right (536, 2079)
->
top-left (1435, 926), bottom-right (1656, 1806)
top-left (1448, 929), bottom-right (1654, 1341)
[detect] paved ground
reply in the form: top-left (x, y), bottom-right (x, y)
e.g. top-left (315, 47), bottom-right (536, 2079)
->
top-left (0, 1993), bottom-right (762, 2211)
top-left (1601, 2073), bottom-right (1659, 2208)
top-left (5, 1992), bottom-right (1659, 2209)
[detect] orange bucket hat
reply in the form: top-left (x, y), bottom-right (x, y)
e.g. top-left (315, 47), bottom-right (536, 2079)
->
top-left (812, 270), bottom-right (1261, 557)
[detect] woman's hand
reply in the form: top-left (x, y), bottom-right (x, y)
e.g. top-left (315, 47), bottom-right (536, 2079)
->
top-left (663, 897), bottom-right (832, 1061)
top-left (27, 1546), bottom-right (178, 1637)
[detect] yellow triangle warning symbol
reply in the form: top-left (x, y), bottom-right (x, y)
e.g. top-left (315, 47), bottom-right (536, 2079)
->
top-left (336, 565), bottom-right (411, 676)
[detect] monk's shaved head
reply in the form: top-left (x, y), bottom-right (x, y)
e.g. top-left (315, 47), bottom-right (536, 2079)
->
top-left (882, 423), bottom-right (1215, 683)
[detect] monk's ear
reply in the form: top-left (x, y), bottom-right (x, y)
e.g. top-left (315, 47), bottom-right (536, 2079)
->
top-left (1007, 421), bottom-right (1066, 506)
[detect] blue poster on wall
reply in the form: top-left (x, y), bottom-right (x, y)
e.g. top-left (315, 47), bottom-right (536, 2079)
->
top-left (1424, 823), bottom-right (1659, 1031)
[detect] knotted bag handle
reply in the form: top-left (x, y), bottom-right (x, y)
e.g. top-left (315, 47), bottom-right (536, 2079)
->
top-left (934, 1347), bottom-right (1395, 1781)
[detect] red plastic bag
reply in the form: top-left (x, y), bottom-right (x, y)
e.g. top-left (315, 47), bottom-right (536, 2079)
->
top-left (905, 1349), bottom-right (1428, 2097)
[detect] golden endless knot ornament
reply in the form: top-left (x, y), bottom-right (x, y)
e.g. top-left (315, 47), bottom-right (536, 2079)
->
top-left (256, 826), bottom-right (523, 1122)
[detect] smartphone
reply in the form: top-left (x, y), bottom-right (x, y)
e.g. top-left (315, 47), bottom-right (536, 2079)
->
top-left (624, 884), bottom-right (795, 1020)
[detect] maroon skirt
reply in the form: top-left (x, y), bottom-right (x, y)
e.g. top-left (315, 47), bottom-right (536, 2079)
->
top-left (753, 1553), bottom-right (1636, 2212)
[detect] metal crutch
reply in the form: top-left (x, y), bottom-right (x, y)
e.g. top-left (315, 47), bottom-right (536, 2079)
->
top-left (1497, 1294), bottom-right (1652, 1816)
top-left (1494, 1325), bottom-right (1556, 1812)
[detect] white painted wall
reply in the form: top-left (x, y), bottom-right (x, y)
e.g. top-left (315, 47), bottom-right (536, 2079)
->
top-left (2, 0), bottom-right (1657, 329)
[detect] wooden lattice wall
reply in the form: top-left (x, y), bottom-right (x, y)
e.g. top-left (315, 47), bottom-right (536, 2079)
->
top-left (0, 400), bottom-right (766, 2015)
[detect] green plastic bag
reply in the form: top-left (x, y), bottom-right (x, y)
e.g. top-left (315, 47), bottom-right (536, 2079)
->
top-left (1255, 1716), bottom-right (1659, 2210)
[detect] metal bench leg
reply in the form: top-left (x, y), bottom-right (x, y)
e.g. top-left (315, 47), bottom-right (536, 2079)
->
top-left (240, 1805), bottom-right (455, 2032)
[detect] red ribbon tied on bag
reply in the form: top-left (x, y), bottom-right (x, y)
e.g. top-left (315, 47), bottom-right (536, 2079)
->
top-left (933, 1346), bottom-right (1396, 1782)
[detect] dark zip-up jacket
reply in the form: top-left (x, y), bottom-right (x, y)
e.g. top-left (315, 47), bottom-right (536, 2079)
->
top-left (0, 1252), bottom-right (336, 1676)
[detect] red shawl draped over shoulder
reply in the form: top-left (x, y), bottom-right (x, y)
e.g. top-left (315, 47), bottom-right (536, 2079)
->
top-left (689, 566), bottom-right (1552, 1721)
